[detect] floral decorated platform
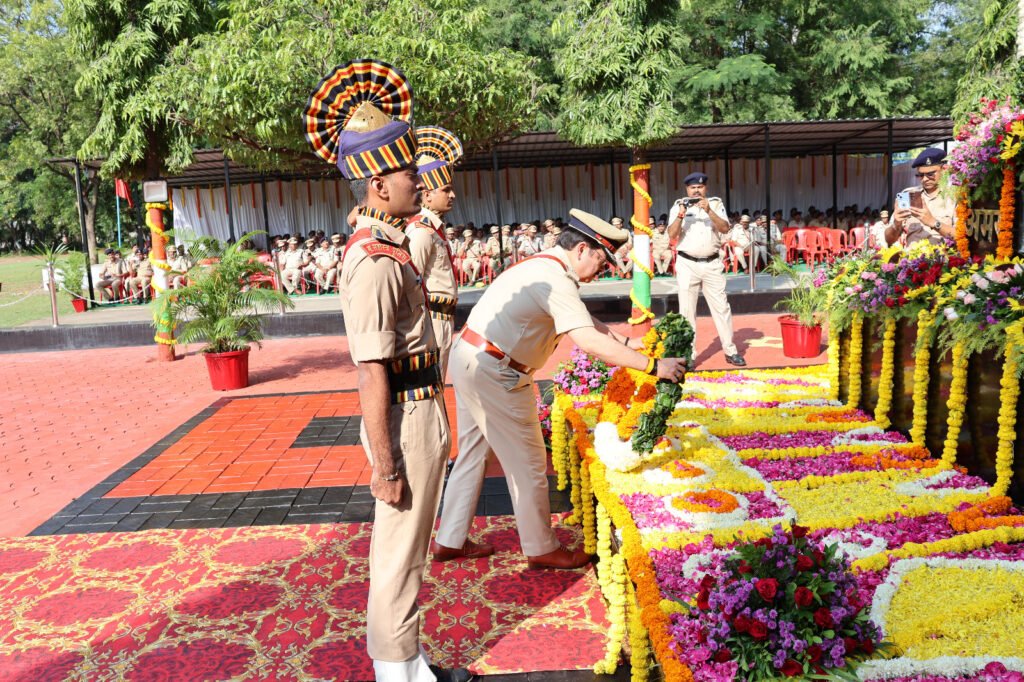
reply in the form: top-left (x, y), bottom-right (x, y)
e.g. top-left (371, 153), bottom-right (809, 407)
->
top-left (551, 364), bottom-right (1024, 681)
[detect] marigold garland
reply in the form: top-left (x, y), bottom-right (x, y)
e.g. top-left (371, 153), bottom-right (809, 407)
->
top-left (874, 318), bottom-right (897, 428)
top-left (847, 313), bottom-right (864, 409)
top-left (551, 394), bottom-right (572, 490)
top-left (594, 501), bottom-right (627, 675)
top-left (941, 342), bottom-right (969, 466)
top-left (910, 309), bottom-right (936, 446)
top-left (993, 320), bottom-right (1022, 496)
top-left (947, 495), bottom-right (1024, 532)
top-left (997, 162), bottom-right (1016, 259)
top-left (852, 525), bottom-right (1024, 572)
top-left (954, 195), bottom-right (971, 258)
top-left (826, 292), bottom-right (841, 401)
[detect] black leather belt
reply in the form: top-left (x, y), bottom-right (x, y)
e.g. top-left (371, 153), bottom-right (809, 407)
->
top-left (677, 251), bottom-right (719, 263)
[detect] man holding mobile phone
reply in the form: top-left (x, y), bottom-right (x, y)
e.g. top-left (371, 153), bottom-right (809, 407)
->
top-left (885, 148), bottom-right (955, 247)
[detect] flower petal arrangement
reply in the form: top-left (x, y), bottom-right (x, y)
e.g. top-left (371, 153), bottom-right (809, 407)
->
top-left (550, 363), bottom-right (1024, 682)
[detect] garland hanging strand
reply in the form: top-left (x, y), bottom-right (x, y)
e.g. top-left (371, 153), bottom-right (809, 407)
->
top-left (997, 162), bottom-right (1016, 259)
top-left (993, 321), bottom-right (1023, 496)
top-left (146, 202), bottom-right (175, 346)
top-left (826, 293), bottom-right (840, 402)
top-left (954, 194), bottom-right (971, 259)
top-left (909, 309), bottom-right (936, 446)
top-left (846, 313), bottom-right (864, 409)
top-left (874, 318), bottom-right (898, 428)
top-left (941, 341), bottom-right (969, 466)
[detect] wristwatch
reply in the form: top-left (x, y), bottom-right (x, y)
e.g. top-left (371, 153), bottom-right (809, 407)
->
top-left (379, 471), bottom-right (401, 482)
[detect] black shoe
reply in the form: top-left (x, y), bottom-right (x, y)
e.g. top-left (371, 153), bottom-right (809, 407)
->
top-left (429, 665), bottom-right (476, 682)
top-left (725, 354), bottom-right (746, 367)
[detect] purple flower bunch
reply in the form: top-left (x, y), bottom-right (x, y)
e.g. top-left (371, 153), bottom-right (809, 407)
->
top-left (667, 524), bottom-right (882, 681)
top-left (844, 247), bottom-right (954, 317)
top-left (551, 346), bottom-right (616, 396)
top-left (948, 98), bottom-right (1024, 194)
top-left (942, 261), bottom-right (1024, 331)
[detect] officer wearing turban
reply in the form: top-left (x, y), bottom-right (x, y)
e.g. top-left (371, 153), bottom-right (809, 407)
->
top-left (305, 59), bottom-right (470, 682)
top-left (406, 126), bottom-right (463, 377)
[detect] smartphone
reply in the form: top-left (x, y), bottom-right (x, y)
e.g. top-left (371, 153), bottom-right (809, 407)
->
top-left (895, 192), bottom-right (910, 210)
top-left (909, 191), bottom-right (924, 210)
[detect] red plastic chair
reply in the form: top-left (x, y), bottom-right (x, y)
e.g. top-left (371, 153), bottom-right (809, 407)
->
top-left (781, 230), bottom-right (800, 263)
top-left (795, 229), bottom-right (826, 267)
top-left (849, 227), bottom-right (867, 251)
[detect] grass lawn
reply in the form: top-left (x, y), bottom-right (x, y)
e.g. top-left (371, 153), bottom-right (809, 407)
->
top-left (0, 254), bottom-right (77, 328)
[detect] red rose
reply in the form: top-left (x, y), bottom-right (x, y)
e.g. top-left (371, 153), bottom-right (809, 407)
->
top-left (781, 659), bottom-right (803, 677)
top-left (807, 644), bottom-right (823, 663)
top-left (754, 537), bottom-right (773, 548)
top-left (791, 524), bottom-right (809, 538)
top-left (697, 629), bottom-right (707, 644)
top-left (795, 554), bottom-right (814, 572)
top-left (713, 648), bottom-right (733, 663)
top-left (844, 636), bottom-right (858, 653)
top-left (700, 574), bottom-right (715, 590)
top-left (814, 607), bottom-right (833, 628)
top-left (861, 638), bottom-right (875, 655)
top-left (812, 549), bottom-right (825, 565)
top-left (794, 586), bottom-right (815, 607)
top-left (696, 589), bottom-right (710, 610)
top-left (748, 620), bottom-right (768, 640)
top-left (737, 560), bottom-right (752, 574)
top-left (884, 297), bottom-right (896, 307)
top-left (733, 615), bottom-right (751, 633)
top-left (755, 578), bottom-right (779, 601)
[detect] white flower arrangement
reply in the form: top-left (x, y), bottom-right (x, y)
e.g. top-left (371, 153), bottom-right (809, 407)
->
top-left (820, 528), bottom-right (888, 561)
top-left (892, 469), bottom-right (987, 498)
top-left (593, 421), bottom-right (645, 472)
top-left (662, 490), bottom-right (751, 530)
top-left (857, 656), bottom-right (1024, 680)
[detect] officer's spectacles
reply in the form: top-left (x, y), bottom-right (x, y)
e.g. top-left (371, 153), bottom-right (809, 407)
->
top-left (915, 170), bottom-right (938, 179)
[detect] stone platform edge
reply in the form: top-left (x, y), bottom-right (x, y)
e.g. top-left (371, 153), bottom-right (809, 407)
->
top-left (0, 290), bottom-right (787, 353)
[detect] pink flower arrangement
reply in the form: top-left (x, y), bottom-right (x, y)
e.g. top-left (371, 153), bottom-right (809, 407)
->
top-left (552, 346), bottom-right (617, 396)
top-left (948, 98), bottom-right (1024, 200)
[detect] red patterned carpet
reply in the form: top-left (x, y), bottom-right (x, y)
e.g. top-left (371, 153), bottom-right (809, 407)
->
top-left (0, 515), bottom-right (607, 681)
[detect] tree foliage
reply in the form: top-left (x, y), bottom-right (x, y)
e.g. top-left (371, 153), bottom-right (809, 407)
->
top-left (157, 0), bottom-right (545, 171)
top-left (949, 0), bottom-right (1021, 125)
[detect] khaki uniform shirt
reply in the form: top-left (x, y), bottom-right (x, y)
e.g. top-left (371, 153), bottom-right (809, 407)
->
top-left (100, 259), bottom-right (130, 279)
top-left (167, 255), bottom-right (189, 274)
top-left (340, 214), bottom-right (435, 363)
top-left (651, 230), bottom-right (671, 254)
top-left (459, 240), bottom-right (483, 262)
top-left (463, 246), bottom-right (593, 370)
top-left (542, 232), bottom-right (559, 250)
top-left (668, 196), bottom-right (729, 258)
top-left (727, 224), bottom-right (751, 249)
top-left (315, 248), bottom-right (338, 269)
top-left (485, 236), bottom-right (513, 258)
top-left (135, 258), bottom-right (154, 277)
top-left (407, 208), bottom-right (457, 299)
top-left (282, 249), bottom-right (305, 270)
top-left (518, 235), bottom-right (542, 257)
top-left (899, 186), bottom-right (955, 247)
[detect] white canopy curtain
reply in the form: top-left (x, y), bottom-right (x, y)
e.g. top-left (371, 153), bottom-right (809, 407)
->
top-left (171, 155), bottom-right (910, 244)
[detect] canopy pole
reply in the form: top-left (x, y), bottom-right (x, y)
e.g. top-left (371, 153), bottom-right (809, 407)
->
top-left (223, 157), bottom-right (236, 242)
top-left (832, 145), bottom-right (839, 230)
top-left (886, 120), bottom-right (894, 210)
top-left (609, 151), bottom-right (617, 219)
top-left (492, 149), bottom-right (504, 269)
top-left (261, 174), bottom-right (270, 245)
top-left (724, 149), bottom-right (731, 214)
top-left (73, 160), bottom-right (96, 308)
top-left (759, 125), bottom-right (771, 292)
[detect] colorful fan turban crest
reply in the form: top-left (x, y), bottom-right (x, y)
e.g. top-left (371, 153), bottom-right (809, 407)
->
top-left (416, 126), bottom-right (464, 190)
top-left (304, 60), bottom-right (417, 179)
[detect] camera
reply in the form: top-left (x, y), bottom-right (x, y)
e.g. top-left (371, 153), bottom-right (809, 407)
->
top-left (681, 197), bottom-right (700, 209)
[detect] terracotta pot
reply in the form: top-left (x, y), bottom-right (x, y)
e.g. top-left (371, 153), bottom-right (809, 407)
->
top-left (778, 314), bottom-right (823, 358)
top-left (71, 297), bottom-right (87, 313)
top-left (204, 348), bottom-right (250, 390)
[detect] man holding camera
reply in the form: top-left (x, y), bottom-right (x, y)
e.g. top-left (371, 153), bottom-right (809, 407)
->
top-left (667, 172), bottom-right (745, 367)
top-left (885, 148), bottom-right (955, 247)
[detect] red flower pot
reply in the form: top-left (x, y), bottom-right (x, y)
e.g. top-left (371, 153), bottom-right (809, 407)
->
top-left (778, 315), bottom-right (822, 358)
top-left (204, 348), bottom-right (250, 391)
top-left (71, 297), bottom-right (87, 313)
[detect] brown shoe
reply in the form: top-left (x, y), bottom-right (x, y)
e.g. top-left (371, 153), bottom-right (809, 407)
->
top-left (526, 545), bottom-right (592, 570)
top-left (431, 539), bottom-right (495, 562)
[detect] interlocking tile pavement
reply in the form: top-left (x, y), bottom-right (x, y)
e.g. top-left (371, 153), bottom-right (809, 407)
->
top-left (1, 314), bottom-right (824, 537)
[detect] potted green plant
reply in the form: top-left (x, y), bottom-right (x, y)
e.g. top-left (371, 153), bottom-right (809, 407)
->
top-left (155, 231), bottom-right (294, 390)
top-left (765, 256), bottom-right (828, 358)
top-left (62, 251), bottom-right (89, 312)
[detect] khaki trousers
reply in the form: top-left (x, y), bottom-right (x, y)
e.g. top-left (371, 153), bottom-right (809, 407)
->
top-left (675, 255), bottom-right (738, 357)
top-left (362, 393), bottom-right (451, 662)
top-left (430, 316), bottom-right (453, 382)
top-left (435, 339), bottom-right (560, 557)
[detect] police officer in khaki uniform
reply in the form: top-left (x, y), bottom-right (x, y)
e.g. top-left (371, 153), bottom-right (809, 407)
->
top-left (432, 209), bottom-right (689, 569)
top-left (886, 148), bottom-right (956, 247)
top-left (280, 238), bottom-right (305, 294)
top-left (651, 219), bottom-right (672, 275)
top-left (457, 228), bottom-right (484, 285)
top-left (305, 59), bottom-right (471, 682)
top-left (129, 253), bottom-right (154, 303)
top-left (96, 248), bottom-right (130, 302)
top-left (407, 126), bottom-right (462, 378)
top-left (667, 172), bottom-right (745, 366)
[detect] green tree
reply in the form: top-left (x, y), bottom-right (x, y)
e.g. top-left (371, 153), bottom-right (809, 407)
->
top-left (0, 0), bottom-right (120, 258)
top-left (157, 0), bottom-right (544, 171)
top-left (950, 0), bottom-right (1020, 124)
top-left (65, 0), bottom-right (221, 178)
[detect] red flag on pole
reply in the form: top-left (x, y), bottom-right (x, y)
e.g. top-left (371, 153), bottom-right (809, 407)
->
top-left (114, 179), bottom-right (134, 208)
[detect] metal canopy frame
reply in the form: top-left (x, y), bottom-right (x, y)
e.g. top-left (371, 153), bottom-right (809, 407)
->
top-left (50, 116), bottom-right (951, 187)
